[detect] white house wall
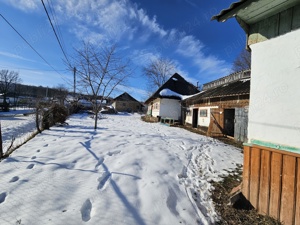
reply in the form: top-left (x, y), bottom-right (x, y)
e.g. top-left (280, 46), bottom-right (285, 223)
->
top-left (159, 98), bottom-right (181, 120)
top-left (185, 106), bottom-right (218, 127)
top-left (185, 106), bottom-right (193, 124)
top-left (248, 28), bottom-right (300, 148)
top-left (198, 107), bottom-right (215, 127)
top-left (150, 98), bottom-right (161, 118)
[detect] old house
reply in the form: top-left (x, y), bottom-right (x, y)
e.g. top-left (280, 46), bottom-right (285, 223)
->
top-left (112, 92), bottom-right (143, 113)
top-left (184, 70), bottom-right (250, 142)
top-left (213, 0), bottom-right (300, 224)
top-left (145, 73), bottom-right (199, 122)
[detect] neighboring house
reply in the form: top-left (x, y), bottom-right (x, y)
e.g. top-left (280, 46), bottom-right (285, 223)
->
top-left (183, 70), bottom-right (250, 142)
top-left (112, 92), bottom-right (143, 112)
top-left (145, 73), bottom-right (199, 122)
top-left (213, 1), bottom-right (300, 224)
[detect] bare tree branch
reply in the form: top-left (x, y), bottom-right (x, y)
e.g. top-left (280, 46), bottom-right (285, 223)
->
top-left (0, 70), bottom-right (22, 111)
top-left (67, 42), bottom-right (131, 129)
top-left (143, 57), bottom-right (175, 93)
top-left (232, 49), bottom-right (251, 72)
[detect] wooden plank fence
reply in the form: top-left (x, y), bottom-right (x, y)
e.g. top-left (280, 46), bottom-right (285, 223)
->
top-left (243, 145), bottom-right (300, 225)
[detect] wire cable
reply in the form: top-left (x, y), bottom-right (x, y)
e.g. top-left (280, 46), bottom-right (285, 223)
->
top-left (41, 0), bottom-right (70, 65)
top-left (0, 13), bottom-right (62, 75)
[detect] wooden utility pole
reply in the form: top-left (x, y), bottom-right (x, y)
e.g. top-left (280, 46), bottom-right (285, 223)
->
top-left (73, 67), bottom-right (76, 97)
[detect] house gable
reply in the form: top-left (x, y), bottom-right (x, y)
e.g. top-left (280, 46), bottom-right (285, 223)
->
top-left (145, 73), bottom-right (199, 104)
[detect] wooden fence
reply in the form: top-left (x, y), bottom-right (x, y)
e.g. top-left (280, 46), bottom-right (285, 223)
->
top-left (243, 145), bottom-right (300, 225)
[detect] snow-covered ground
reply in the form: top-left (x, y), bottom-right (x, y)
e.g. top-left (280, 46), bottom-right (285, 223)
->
top-left (0, 108), bottom-right (36, 150)
top-left (0, 113), bottom-right (243, 225)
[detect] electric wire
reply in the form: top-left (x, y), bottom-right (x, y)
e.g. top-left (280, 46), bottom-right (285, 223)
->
top-left (46, 0), bottom-right (67, 55)
top-left (41, 0), bottom-right (70, 65)
top-left (0, 13), bottom-right (62, 75)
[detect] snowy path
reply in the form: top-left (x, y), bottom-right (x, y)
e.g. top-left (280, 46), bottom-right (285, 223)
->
top-left (0, 113), bottom-right (242, 225)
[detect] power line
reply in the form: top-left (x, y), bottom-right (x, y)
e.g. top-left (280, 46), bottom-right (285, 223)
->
top-left (47, 0), bottom-right (66, 51)
top-left (0, 13), bottom-right (62, 75)
top-left (46, 0), bottom-right (67, 51)
top-left (41, 0), bottom-right (70, 64)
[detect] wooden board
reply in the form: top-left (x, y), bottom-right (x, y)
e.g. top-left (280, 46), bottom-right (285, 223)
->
top-left (242, 146), bottom-right (251, 199)
top-left (258, 150), bottom-right (271, 214)
top-left (294, 158), bottom-right (300, 225)
top-left (249, 147), bottom-right (261, 208)
top-left (269, 152), bottom-right (282, 219)
top-left (280, 155), bottom-right (296, 225)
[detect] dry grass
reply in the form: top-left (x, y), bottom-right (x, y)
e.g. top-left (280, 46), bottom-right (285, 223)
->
top-left (211, 166), bottom-right (282, 225)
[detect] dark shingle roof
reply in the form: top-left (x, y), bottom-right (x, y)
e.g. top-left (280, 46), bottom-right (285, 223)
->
top-left (114, 92), bottom-right (140, 103)
top-left (145, 73), bottom-right (199, 104)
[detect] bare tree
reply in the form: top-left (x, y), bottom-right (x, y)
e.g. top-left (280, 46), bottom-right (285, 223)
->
top-left (232, 49), bottom-right (251, 72)
top-left (53, 84), bottom-right (69, 106)
top-left (68, 42), bottom-right (131, 129)
top-left (0, 70), bottom-right (21, 111)
top-left (143, 57), bottom-right (175, 93)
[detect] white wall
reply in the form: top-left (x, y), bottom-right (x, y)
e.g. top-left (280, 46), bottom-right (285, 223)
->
top-left (185, 106), bottom-right (218, 126)
top-left (151, 98), bottom-right (160, 117)
top-left (185, 106), bottom-right (193, 125)
top-left (198, 107), bottom-right (213, 127)
top-left (159, 98), bottom-right (181, 120)
top-left (248, 28), bottom-right (300, 148)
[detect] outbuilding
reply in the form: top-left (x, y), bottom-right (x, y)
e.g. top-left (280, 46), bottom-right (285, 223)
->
top-left (184, 70), bottom-right (250, 142)
top-left (213, 1), bottom-right (300, 224)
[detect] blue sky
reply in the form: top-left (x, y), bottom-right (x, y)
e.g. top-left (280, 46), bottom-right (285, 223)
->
top-left (0, 0), bottom-right (245, 101)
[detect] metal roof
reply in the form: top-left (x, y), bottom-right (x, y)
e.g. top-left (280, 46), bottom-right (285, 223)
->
top-left (212, 0), bottom-right (300, 24)
top-left (183, 78), bottom-right (250, 104)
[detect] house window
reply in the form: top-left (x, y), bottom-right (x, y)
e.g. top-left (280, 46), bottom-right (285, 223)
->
top-left (200, 109), bottom-right (208, 117)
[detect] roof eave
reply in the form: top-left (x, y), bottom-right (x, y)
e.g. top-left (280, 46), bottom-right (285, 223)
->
top-left (211, 0), bottom-right (255, 22)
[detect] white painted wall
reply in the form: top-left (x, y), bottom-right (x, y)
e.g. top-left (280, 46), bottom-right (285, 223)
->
top-left (159, 98), bottom-right (181, 120)
top-left (185, 106), bottom-right (218, 127)
top-left (185, 106), bottom-right (193, 125)
top-left (248, 28), bottom-right (300, 148)
top-left (198, 107), bottom-right (217, 127)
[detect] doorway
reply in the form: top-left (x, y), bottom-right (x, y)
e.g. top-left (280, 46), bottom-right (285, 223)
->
top-left (192, 108), bottom-right (199, 128)
top-left (224, 109), bottom-right (235, 137)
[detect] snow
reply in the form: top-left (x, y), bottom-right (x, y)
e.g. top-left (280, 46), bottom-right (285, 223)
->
top-left (0, 109), bottom-right (36, 150)
top-left (159, 88), bottom-right (182, 98)
top-left (0, 112), bottom-right (243, 225)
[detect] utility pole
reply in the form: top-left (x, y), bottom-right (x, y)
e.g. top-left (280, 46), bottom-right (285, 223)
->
top-left (73, 67), bottom-right (76, 97)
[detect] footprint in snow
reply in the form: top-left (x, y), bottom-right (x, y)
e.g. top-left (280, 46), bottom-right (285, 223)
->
top-left (36, 149), bottom-right (41, 153)
top-left (9, 176), bottom-right (19, 183)
top-left (31, 156), bottom-right (36, 160)
top-left (107, 150), bottom-right (121, 156)
top-left (0, 192), bottom-right (7, 204)
top-left (27, 164), bottom-right (35, 169)
top-left (97, 172), bottom-right (111, 190)
top-left (43, 144), bottom-right (48, 147)
top-left (81, 199), bottom-right (92, 222)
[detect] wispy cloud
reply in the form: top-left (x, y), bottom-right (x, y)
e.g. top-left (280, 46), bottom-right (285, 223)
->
top-left (0, 51), bottom-right (36, 63)
top-left (4, 0), bottom-right (39, 12)
top-left (5, 0), bottom-right (230, 81)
